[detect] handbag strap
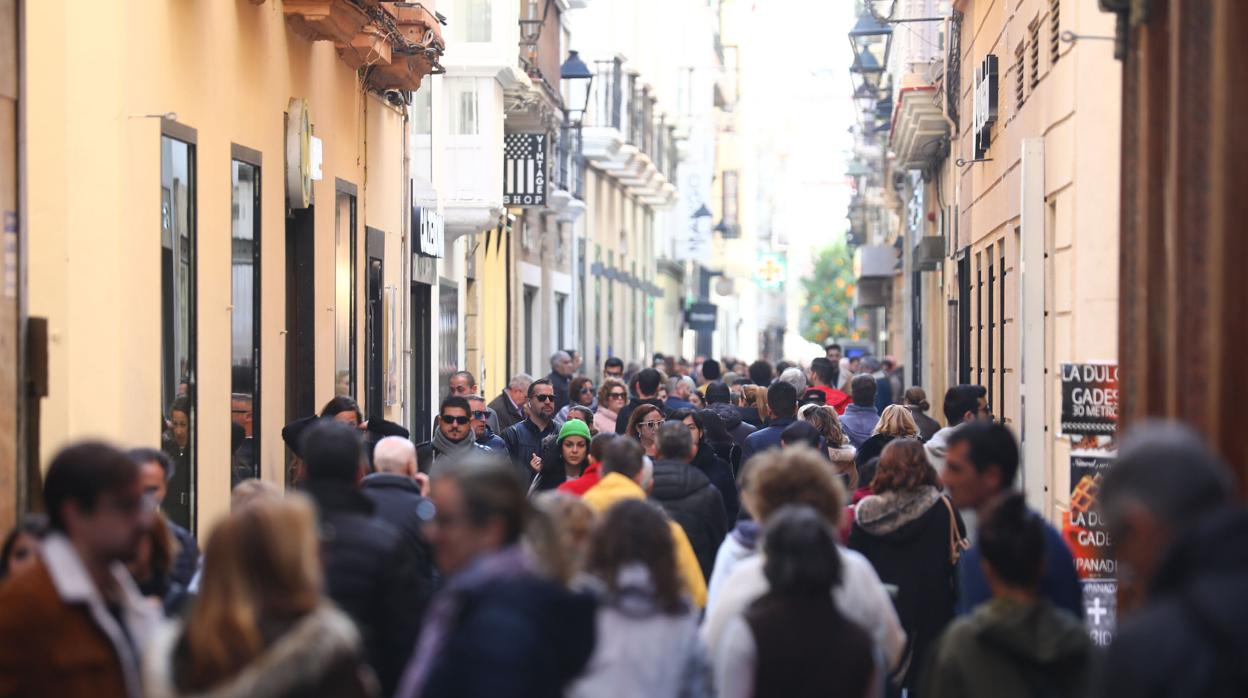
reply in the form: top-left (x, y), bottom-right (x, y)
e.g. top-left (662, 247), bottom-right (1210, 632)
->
top-left (940, 495), bottom-right (969, 565)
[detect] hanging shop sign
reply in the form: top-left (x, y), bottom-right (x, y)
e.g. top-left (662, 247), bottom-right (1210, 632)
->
top-left (754, 253), bottom-right (787, 289)
top-left (972, 55), bottom-right (998, 159)
top-left (1061, 449), bottom-right (1117, 647)
top-left (1060, 362), bottom-right (1119, 435)
top-left (412, 205), bottom-right (444, 258)
top-left (685, 302), bottom-right (717, 332)
top-left (503, 132), bottom-right (548, 206)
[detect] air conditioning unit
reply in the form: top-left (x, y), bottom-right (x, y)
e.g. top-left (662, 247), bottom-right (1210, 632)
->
top-left (914, 236), bottom-right (945, 271)
top-left (855, 277), bottom-right (893, 308)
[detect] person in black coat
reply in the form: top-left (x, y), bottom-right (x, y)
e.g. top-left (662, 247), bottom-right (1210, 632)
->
top-left (299, 420), bottom-right (429, 698)
top-left (669, 408), bottom-right (740, 522)
top-left (546, 351), bottom-right (575, 411)
top-left (360, 436), bottom-right (438, 589)
top-left (699, 407), bottom-right (745, 475)
top-left (488, 374), bottom-right (531, 432)
top-left (500, 379), bottom-right (558, 482)
top-left (649, 421), bottom-right (728, 582)
top-left (849, 438), bottom-right (964, 696)
top-left (614, 368), bottom-right (667, 434)
top-left (742, 381), bottom-right (800, 460)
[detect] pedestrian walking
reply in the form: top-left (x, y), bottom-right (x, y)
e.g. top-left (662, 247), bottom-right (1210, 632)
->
top-left (554, 376), bottom-right (597, 429)
top-left (594, 378), bottom-right (627, 434)
top-left (298, 420), bottom-right (427, 696)
top-left (855, 404), bottom-right (920, 471)
top-left (698, 407), bottom-right (745, 476)
top-left (850, 439), bottom-right (965, 696)
top-left (669, 408), bottom-right (740, 522)
top-left (489, 373), bottom-right (532, 432)
top-left (559, 432), bottom-right (616, 496)
top-left (741, 381), bottom-right (800, 459)
top-left (0, 514), bottom-right (47, 581)
top-left (841, 374), bottom-right (881, 448)
top-left (602, 356), bottom-right (625, 381)
top-left (131, 448), bottom-right (200, 589)
top-left (922, 493), bottom-right (1095, 698)
top-left (624, 402), bottom-right (665, 458)
top-left (395, 456), bottom-right (596, 698)
top-left (615, 367), bottom-right (668, 434)
top-left (547, 351), bottom-right (576, 411)
top-left (650, 422), bottom-right (729, 582)
top-left (1098, 421), bottom-right (1248, 698)
top-left (903, 387), bottom-right (941, 442)
top-left (701, 446), bottom-right (906, 674)
top-left (468, 394), bottom-right (508, 452)
top-left (500, 378), bottom-right (559, 482)
top-left (943, 422), bottom-right (1081, 617)
top-left (533, 418), bottom-right (592, 492)
top-left (417, 396), bottom-right (489, 473)
top-left (582, 438), bottom-right (707, 608)
top-left (923, 384), bottom-right (989, 472)
top-left (126, 513), bottom-right (181, 614)
top-left (142, 496), bottom-right (377, 698)
top-left (738, 383), bottom-right (768, 428)
top-left (160, 396), bottom-right (194, 529)
top-left (798, 403), bottom-right (857, 490)
top-left (568, 499), bottom-right (713, 698)
top-left (705, 380), bottom-right (757, 444)
top-left (322, 395), bottom-right (365, 429)
top-left (360, 436), bottom-right (437, 587)
top-left (0, 441), bottom-right (161, 698)
top-left (448, 370), bottom-right (501, 433)
top-left (808, 357), bottom-right (852, 414)
top-left (714, 505), bottom-right (878, 698)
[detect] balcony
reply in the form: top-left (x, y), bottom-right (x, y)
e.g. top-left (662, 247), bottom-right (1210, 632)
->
top-left (891, 80), bottom-right (950, 171)
top-left (364, 2), bottom-right (446, 92)
top-left (284, 0), bottom-right (373, 44)
top-left (581, 56), bottom-right (677, 207)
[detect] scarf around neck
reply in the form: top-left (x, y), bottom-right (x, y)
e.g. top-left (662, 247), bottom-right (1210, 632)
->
top-left (431, 424), bottom-right (477, 461)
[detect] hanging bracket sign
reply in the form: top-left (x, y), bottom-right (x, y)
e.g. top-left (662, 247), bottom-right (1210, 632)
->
top-left (1060, 362), bottom-right (1119, 435)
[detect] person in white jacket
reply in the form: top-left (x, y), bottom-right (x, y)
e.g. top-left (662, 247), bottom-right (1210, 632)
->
top-left (700, 446), bottom-right (906, 672)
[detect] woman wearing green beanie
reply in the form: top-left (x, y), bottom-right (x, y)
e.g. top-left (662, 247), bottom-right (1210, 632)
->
top-left (532, 418), bottom-right (592, 493)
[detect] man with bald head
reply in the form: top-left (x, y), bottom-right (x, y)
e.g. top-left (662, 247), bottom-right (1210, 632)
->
top-left (360, 436), bottom-right (435, 585)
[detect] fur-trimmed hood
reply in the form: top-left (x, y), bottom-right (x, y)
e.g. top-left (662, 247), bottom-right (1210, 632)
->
top-left (143, 604), bottom-right (370, 698)
top-left (854, 486), bottom-right (942, 537)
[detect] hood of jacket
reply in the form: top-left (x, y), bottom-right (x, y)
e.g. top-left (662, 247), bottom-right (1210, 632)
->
top-left (730, 520), bottom-right (761, 550)
top-left (708, 403), bottom-right (744, 430)
top-left (969, 597), bottom-right (1091, 667)
top-left (144, 605), bottom-right (365, 698)
top-left (650, 459), bottom-right (713, 503)
top-left (854, 486), bottom-right (942, 538)
top-left (582, 471), bottom-right (646, 514)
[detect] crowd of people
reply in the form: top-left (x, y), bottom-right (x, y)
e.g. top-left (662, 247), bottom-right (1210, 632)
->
top-left (0, 342), bottom-right (1245, 698)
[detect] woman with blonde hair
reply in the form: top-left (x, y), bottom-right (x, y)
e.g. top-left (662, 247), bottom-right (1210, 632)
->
top-left (144, 496), bottom-right (376, 698)
top-left (855, 404), bottom-right (920, 472)
top-left (799, 403), bottom-right (858, 490)
top-left (740, 384), bottom-right (770, 426)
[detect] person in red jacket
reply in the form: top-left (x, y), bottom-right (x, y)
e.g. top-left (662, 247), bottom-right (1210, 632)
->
top-left (559, 433), bottom-right (618, 496)
top-left (807, 358), bottom-right (851, 414)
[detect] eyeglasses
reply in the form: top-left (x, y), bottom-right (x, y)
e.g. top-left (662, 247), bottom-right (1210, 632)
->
top-left (607, 391), bottom-right (627, 400)
top-left (440, 414), bottom-right (471, 425)
top-left (533, 394), bottom-right (556, 403)
top-left (639, 420), bottom-right (663, 430)
top-left (580, 387), bottom-right (595, 394)
top-left (471, 410), bottom-right (489, 419)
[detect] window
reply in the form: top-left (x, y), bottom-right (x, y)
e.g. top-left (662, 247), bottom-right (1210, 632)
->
top-left (412, 86), bottom-right (433, 183)
top-left (453, 85), bottom-right (479, 136)
top-left (160, 134), bottom-right (196, 531)
top-left (452, 0), bottom-right (491, 43)
top-left (1014, 42), bottom-right (1026, 110)
top-left (1000, 239), bottom-right (1008, 421)
top-left (975, 252), bottom-right (983, 386)
top-left (230, 158), bottom-right (260, 485)
top-left (438, 280), bottom-right (458, 402)
top-left (1029, 22), bottom-right (1041, 89)
top-left (335, 187), bottom-right (357, 399)
top-left (523, 285), bottom-right (537, 375)
top-left (1050, 0), bottom-right (1062, 64)
top-left (555, 292), bottom-right (567, 352)
top-left (987, 245), bottom-right (996, 416)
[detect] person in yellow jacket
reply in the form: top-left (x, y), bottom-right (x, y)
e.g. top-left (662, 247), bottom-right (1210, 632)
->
top-left (582, 439), bottom-right (708, 608)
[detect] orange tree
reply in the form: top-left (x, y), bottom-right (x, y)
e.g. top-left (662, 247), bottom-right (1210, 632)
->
top-left (801, 241), bottom-right (859, 345)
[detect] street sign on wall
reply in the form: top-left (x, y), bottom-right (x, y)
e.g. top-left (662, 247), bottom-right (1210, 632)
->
top-left (1059, 362), bottom-right (1119, 435)
top-left (972, 55), bottom-right (998, 159)
top-left (503, 132), bottom-right (547, 206)
top-left (685, 302), bottom-right (717, 332)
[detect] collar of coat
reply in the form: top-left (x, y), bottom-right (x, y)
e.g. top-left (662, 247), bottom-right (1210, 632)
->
top-left (143, 605), bottom-right (367, 698)
top-left (854, 485), bottom-right (942, 536)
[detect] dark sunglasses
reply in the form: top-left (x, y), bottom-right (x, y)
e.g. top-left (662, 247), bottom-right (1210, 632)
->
top-left (471, 410), bottom-right (489, 419)
top-left (533, 394), bottom-right (556, 403)
top-left (440, 414), bottom-right (470, 425)
top-left (607, 391), bottom-right (627, 399)
top-left (579, 387), bottom-right (595, 394)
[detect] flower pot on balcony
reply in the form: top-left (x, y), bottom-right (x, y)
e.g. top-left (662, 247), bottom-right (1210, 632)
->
top-left (284, 0), bottom-right (370, 44)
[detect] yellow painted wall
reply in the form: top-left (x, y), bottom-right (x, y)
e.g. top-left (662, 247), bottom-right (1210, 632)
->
top-left (24, 0), bottom-right (408, 533)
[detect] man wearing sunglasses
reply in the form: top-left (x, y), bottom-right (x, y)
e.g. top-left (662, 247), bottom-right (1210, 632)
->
top-left (467, 395), bottom-right (507, 453)
top-left (500, 378), bottom-right (558, 482)
top-left (416, 396), bottom-right (489, 474)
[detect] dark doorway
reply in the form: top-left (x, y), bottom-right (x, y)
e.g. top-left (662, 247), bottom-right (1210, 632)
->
top-left (365, 228), bottom-right (385, 420)
top-left (285, 206), bottom-right (315, 484)
top-left (957, 253), bottom-right (972, 385)
top-left (411, 281), bottom-right (433, 442)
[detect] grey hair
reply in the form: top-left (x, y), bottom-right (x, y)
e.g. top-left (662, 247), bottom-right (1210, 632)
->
top-left (508, 373), bottom-right (534, 391)
top-left (373, 436), bottom-right (417, 475)
top-left (656, 420), bottom-right (694, 460)
top-left (778, 367), bottom-right (808, 394)
top-left (551, 351), bottom-right (571, 368)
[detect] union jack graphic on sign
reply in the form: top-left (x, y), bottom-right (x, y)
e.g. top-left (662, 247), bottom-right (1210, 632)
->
top-left (503, 132), bottom-right (548, 207)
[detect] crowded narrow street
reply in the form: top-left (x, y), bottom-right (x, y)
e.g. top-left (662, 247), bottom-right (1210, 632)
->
top-left (0, 0), bottom-right (1246, 697)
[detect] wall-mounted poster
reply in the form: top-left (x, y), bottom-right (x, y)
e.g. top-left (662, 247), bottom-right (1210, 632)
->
top-left (1061, 449), bottom-right (1117, 647)
top-left (1060, 362), bottom-right (1118, 436)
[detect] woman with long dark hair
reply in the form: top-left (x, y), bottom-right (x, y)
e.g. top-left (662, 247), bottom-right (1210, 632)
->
top-left (534, 419), bottom-right (592, 492)
top-left (849, 439), bottom-right (965, 696)
top-left (569, 499), bottom-right (712, 698)
top-left (624, 403), bottom-right (664, 458)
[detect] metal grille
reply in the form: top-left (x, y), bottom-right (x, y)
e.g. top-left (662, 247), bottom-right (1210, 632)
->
top-left (1029, 23), bottom-right (1041, 88)
top-left (946, 11), bottom-right (963, 129)
top-left (1015, 42), bottom-right (1026, 110)
top-left (1050, 0), bottom-right (1061, 64)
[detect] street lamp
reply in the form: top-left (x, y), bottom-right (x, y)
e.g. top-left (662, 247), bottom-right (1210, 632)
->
top-left (848, 12), bottom-right (892, 60)
top-left (560, 50), bottom-right (594, 123)
top-left (692, 203), bottom-right (712, 220)
top-left (850, 46), bottom-right (885, 91)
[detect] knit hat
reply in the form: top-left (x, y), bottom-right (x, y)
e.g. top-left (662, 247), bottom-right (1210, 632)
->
top-left (557, 418), bottom-right (592, 444)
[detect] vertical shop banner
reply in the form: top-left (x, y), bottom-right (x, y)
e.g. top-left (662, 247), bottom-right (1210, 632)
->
top-left (1060, 362), bottom-right (1119, 436)
top-left (1062, 450), bottom-right (1117, 647)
